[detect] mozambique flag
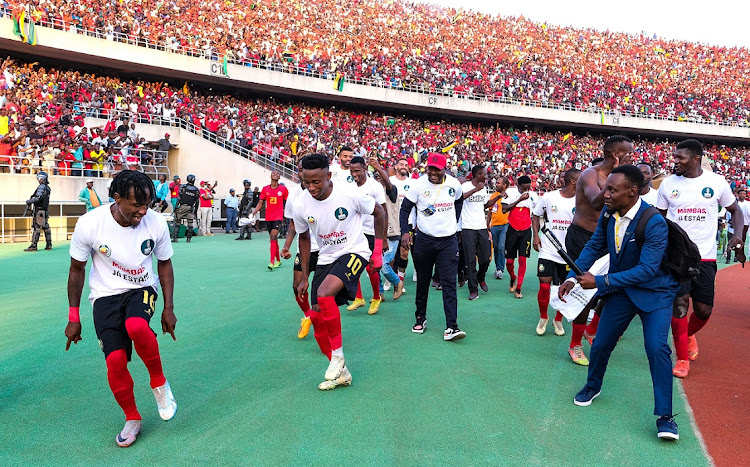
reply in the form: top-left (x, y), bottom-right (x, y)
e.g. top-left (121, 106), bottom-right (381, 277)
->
top-left (333, 72), bottom-right (345, 92)
top-left (222, 55), bottom-right (229, 77)
top-left (12, 11), bottom-right (23, 39)
top-left (442, 140), bottom-right (459, 153)
top-left (600, 111), bottom-right (605, 124)
top-left (563, 132), bottom-right (572, 142)
top-left (182, 82), bottom-right (189, 95)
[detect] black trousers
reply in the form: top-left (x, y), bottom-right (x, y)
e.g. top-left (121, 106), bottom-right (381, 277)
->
top-left (413, 231), bottom-right (459, 329)
top-left (462, 228), bottom-right (492, 293)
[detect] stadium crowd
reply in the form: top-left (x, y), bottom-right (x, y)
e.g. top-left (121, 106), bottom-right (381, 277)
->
top-left (12, 0), bottom-right (750, 125)
top-left (1, 58), bottom-right (750, 192)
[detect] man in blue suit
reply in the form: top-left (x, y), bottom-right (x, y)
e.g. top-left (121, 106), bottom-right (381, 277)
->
top-left (558, 165), bottom-right (680, 440)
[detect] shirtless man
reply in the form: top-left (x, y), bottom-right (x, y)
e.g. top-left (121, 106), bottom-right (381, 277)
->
top-left (565, 136), bottom-right (634, 366)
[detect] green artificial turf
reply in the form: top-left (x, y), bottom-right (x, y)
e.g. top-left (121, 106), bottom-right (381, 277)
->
top-left (0, 234), bottom-right (710, 466)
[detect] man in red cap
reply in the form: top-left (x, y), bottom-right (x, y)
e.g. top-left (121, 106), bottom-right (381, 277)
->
top-left (399, 153), bottom-right (466, 341)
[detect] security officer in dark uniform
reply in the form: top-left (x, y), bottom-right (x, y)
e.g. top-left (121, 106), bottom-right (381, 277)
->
top-left (236, 179), bottom-right (253, 240)
top-left (172, 174), bottom-right (200, 243)
top-left (25, 171), bottom-right (52, 252)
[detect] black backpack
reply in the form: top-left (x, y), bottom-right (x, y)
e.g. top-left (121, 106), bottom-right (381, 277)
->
top-left (603, 206), bottom-right (701, 283)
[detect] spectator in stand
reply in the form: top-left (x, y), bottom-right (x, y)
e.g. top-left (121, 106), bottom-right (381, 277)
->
top-left (169, 175), bottom-right (181, 212)
top-left (78, 178), bottom-right (102, 212)
top-left (156, 133), bottom-right (176, 165)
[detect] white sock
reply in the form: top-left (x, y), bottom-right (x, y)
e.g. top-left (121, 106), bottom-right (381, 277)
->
top-left (331, 347), bottom-right (344, 358)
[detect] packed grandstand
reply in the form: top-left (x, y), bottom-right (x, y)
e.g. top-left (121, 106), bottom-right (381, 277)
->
top-left (8, 0), bottom-right (750, 126)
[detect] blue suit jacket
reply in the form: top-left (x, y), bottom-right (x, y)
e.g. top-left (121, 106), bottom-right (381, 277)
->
top-left (568, 201), bottom-right (679, 312)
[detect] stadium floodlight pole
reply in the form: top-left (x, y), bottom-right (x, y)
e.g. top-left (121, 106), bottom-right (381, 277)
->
top-left (540, 225), bottom-right (584, 276)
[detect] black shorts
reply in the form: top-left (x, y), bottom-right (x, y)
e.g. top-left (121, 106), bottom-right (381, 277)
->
top-left (294, 251), bottom-right (319, 273)
top-left (677, 261), bottom-right (717, 306)
top-left (93, 286), bottom-right (157, 360)
top-left (505, 226), bottom-right (532, 258)
top-left (311, 253), bottom-right (367, 306)
top-left (537, 258), bottom-right (570, 285)
top-left (266, 219), bottom-right (282, 232)
top-left (565, 223), bottom-right (594, 261)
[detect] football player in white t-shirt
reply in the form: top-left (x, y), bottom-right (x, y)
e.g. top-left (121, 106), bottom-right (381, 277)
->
top-left (388, 158), bottom-right (413, 293)
top-left (293, 154), bottom-right (386, 390)
top-left (281, 160), bottom-right (321, 340)
top-left (65, 171), bottom-right (177, 448)
top-left (531, 169), bottom-right (579, 337)
top-left (329, 145), bottom-right (356, 186)
top-left (399, 153), bottom-right (466, 341)
top-left (460, 165), bottom-right (504, 300)
top-left (638, 162), bottom-right (659, 206)
top-left (733, 188), bottom-right (750, 261)
top-left (656, 139), bottom-right (744, 379)
top-left (346, 156), bottom-right (388, 314)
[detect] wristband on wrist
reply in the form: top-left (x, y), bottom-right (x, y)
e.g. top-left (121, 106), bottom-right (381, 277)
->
top-left (68, 306), bottom-right (80, 323)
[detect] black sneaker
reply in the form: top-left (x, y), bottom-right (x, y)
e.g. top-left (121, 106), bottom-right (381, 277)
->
top-left (444, 328), bottom-right (466, 341)
top-left (468, 292), bottom-right (479, 301)
top-left (24, 246), bottom-right (37, 252)
top-left (574, 385), bottom-right (601, 406)
top-left (412, 320), bottom-right (427, 334)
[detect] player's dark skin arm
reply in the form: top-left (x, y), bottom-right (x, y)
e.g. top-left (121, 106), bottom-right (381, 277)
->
top-left (725, 202), bottom-right (745, 249)
top-left (371, 203), bottom-right (386, 271)
top-left (501, 193), bottom-right (529, 213)
top-left (532, 215), bottom-right (542, 252)
top-left (158, 259), bottom-right (177, 340)
top-left (484, 191), bottom-right (503, 209)
top-left (296, 230), bottom-right (312, 299)
top-left (65, 258), bottom-right (87, 350)
top-left (281, 219), bottom-right (297, 259)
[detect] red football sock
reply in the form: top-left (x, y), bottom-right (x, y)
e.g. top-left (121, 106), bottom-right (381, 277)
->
top-left (269, 240), bottom-right (279, 264)
top-left (125, 317), bottom-right (166, 389)
top-left (295, 293), bottom-right (311, 317)
top-left (318, 296), bottom-right (343, 350)
top-left (516, 256), bottom-right (527, 292)
top-left (367, 265), bottom-right (381, 300)
top-left (671, 316), bottom-right (689, 361)
top-left (586, 313), bottom-right (601, 336)
top-left (355, 283), bottom-right (363, 300)
top-left (554, 311), bottom-right (563, 322)
top-left (274, 240), bottom-right (281, 262)
top-left (537, 282), bottom-right (550, 319)
top-left (688, 313), bottom-right (709, 336)
top-left (105, 349), bottom-right (141, 420)
top-left (506, 259), bottom-right (516, 283)
top-left (309, 310), bottom-right (331, 359)
top-left (570, 323), bottom-right (586, 348)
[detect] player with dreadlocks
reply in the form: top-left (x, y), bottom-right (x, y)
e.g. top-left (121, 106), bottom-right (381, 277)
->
top-left (66, 170), bottom-right (178, 447)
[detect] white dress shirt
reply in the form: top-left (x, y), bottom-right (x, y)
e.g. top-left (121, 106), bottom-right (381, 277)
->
top-left (613, 198), bottom-right (642, 253)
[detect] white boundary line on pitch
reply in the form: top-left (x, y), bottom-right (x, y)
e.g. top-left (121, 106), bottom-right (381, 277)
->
top-left (676, 378), bottom-right (715, 466)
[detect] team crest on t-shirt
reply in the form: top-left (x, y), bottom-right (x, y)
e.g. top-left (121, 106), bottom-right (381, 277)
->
top-left (307, 216), bottom-right (316, 225)
top-left (335, 207), bottom-right (349, 221)
top-left (448, 188), bottom-right (455, 196)
top-left (277, 191), bottom-right (282, 196)
top-left (141, 239), bottom-right (155, 255)
top-left (422, 190), bottom-right (431, 198)
top-left (702, 187), bottom-right (714, 199)
top-left (551, 205), bottom-right (558, 213)
top-left (404, 185), bottom-right (410, 191)
top-left (98, 244), bottom-right (111, 257)
top-left (347, 176), bottom-right (354, 183)
top-left (670, 189), bottom-right (680, 199)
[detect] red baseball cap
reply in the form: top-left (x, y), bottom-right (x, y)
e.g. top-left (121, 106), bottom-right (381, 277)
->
top-left (426, 153), bottom-right (447, 170)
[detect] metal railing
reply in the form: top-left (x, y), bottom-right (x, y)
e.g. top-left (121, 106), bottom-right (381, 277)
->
top-left (7, 10), bottom-right (748, 129)
top-left (0, 200), bottom-right (85, 243)
top-left (0, 147), bottom-right (170, 178)
top-left (88, 110), bottom-right (298, 180)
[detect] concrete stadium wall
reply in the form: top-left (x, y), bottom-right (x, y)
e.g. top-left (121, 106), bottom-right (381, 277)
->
top-left (0, 18), bottom-right (747, 142)
top-left (0, 173), bottom-right (107, 202)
